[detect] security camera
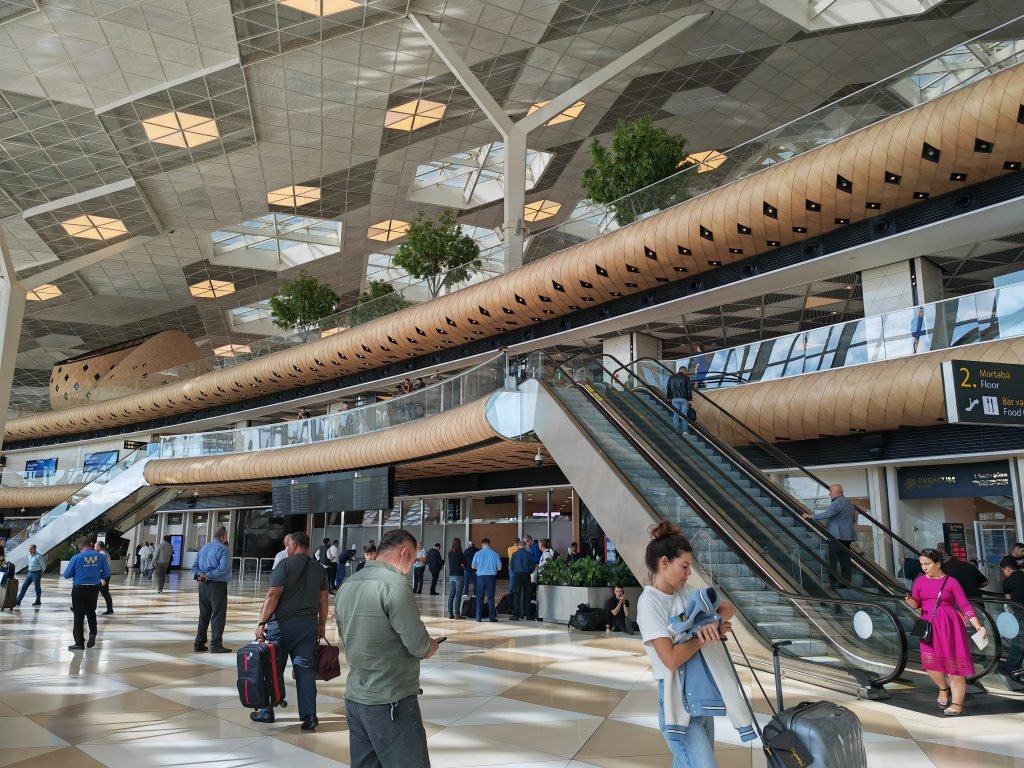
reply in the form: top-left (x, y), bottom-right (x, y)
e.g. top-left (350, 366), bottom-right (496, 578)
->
top-left (534, 449), bottom-right (543, 467)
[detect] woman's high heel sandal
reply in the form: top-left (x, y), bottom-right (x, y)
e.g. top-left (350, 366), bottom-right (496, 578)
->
top-left (937, 687), bottom-right (951, 708)
top-left (943, 702), bottom-right (964, 717)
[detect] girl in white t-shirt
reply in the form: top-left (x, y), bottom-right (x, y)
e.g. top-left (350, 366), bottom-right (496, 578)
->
top-left (637, 520), bottom-right (735, 768)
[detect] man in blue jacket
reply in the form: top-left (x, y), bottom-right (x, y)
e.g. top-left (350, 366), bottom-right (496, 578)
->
top-left (509, 540), bottom-right (535, 621)
top-left (64, 539), bottom-right (111, 651)
top-left (192, 526), bottom-right (233, 653)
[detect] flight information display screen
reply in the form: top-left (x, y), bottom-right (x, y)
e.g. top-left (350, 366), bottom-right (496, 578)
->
top-left (272, 466), bottom-right (392, 515)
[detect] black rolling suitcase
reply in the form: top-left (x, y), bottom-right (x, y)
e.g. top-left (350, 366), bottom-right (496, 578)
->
top-left (237, 640), bottom-right (287, 711)
top-left (725, 637), bottom-right (867, 768)
top-left (1, 563), bottom-right (16, 611)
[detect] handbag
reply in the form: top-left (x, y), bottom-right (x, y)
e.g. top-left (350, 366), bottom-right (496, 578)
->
top-left (910, 576), bottom-right (948, 643)
top-left (314, 638), bottom-right (341, 681)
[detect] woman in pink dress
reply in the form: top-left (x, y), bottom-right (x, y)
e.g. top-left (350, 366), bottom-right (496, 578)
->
top-left (904, 548), bottom-right (987, 716)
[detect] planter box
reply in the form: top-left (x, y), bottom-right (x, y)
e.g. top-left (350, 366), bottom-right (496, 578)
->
top-left (537, 584), bottom-right (643, 624)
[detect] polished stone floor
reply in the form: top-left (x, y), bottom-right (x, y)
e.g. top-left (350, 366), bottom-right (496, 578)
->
top-left (1, 573), bottom-right (1023, 767)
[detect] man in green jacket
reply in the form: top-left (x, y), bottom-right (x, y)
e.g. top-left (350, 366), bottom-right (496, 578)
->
top-left (336, 529), bottom-right (439, 768)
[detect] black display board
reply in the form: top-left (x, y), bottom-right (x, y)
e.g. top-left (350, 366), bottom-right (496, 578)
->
top-left (942, 359), bottom-right (1024, 427)
top-left (272, 466), bottom-right (393, 515)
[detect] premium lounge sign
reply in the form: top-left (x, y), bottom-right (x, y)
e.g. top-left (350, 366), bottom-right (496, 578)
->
top-left (941, 360), bottom-right (1024, 427)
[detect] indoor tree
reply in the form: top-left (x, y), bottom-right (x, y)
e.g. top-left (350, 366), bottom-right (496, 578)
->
top-left (269, 271), bottom-right (341, 341)
top-left (350, 279), bottom-right (410, 325)
top-left (391, 208), bottom-right (481, 299)
top-left (580, 114), bottom-right (692, 225)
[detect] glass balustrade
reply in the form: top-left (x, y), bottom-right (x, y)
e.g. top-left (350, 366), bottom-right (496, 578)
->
top-left (644, 285), bottom-right (1024, 393)
top-left (158, 354), bottom-right (509, 459)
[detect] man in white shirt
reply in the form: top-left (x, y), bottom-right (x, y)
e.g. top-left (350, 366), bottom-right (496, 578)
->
top-left (327, 540), bottom-right (339, 594)
top-left (273, 534), bottom-right (293, 569)
top-left (139, 543), bottom-right (154, 579)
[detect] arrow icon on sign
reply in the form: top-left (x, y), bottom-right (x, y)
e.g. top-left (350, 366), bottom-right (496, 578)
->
top-left (965, 398), bottom-right (980, 412)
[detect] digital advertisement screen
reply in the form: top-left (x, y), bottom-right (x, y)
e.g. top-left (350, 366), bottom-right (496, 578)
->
top-left (272, 466), bottom-right (393, 515)
top-left (170, 535), bottom-right (183, 568)
top-left (84, 450), bottom-right (119, 473)
top-left (24, 458), bottom-right (57, 478)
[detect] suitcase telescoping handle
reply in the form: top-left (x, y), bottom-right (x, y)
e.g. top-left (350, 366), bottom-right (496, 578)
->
top-left (770, 640), bottom-right (792, 712)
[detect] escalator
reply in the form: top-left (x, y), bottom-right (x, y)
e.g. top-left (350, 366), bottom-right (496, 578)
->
top-left (4, 448), bottom-right (180, 573)
top-left (522, 355), bottom-right (1011, 696)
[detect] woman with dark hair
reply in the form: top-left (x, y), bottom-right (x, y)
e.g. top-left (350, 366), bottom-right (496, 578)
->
top-left (447, 538), bottom-right (467, 620)
top-left (904, 547), bottom-right (987, 716)
top-left (636, 521), bottom-right (739, 766)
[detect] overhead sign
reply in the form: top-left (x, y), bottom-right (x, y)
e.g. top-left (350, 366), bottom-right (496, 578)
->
top-left (941, 360), bottom-right (1024, 427)
top-left (897, 460), bottom-right (1011, 499)
top-left (123, 440), bottom-right (148, 451)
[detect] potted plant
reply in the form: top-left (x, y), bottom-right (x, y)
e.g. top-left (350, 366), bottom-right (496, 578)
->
top-left (350, 279), bottom-right (410, 325)
top-left (269, 271), bottom-right (341, 341)
top-left (57, 543), bottom-right (78, 575)
top-left (581, 114), bottom-right (692, 226)
top-left (391, 208), bottom-right (481, 299)
top-left (536, 556), bottom-right (641, 623)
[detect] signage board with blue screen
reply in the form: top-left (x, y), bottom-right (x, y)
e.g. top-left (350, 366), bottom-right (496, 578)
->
top-left (170, 535), bottom-right (183, 569)
top-left (84, 450), bottom-right (118, 473)
top-left (24, 458), bottom-right (57, 478)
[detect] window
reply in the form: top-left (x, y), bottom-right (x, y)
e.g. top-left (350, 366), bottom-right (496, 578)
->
top-left (208, 213), bottom-right (342, 271)
top-left (760, 0), bottom-right (947, 32)
top-left (890, 40), bottom-right (1024, 107)
top-left (408, 142), bottom-right (554, 208)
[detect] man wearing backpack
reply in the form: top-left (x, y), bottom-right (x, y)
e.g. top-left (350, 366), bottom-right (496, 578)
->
top-left (665, 365), bottom-right (693, 434)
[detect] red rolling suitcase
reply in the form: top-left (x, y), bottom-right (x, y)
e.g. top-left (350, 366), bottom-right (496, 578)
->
top-left (236, 640), bottom-right (287, 711)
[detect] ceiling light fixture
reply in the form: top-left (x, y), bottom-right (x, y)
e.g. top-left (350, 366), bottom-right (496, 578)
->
top-left (143, 111), bottom-right (220, 148)
top-left (61, 215), bottom-right (128, 241)
top-left (213, 344), bottom-right (251, 356)
top-left (26, 284), bottom-right (62, 301)
top-left (267, 185), bottom-right (321, 207)
top-left (681, 150), bottom-right (728, 173)
top-left (384, 99), bottom-right (446, 131)
top-left (279, 0), bottom-right (360, 15)
top-left (367, 219), bottom-right (410, 242)
top-left (524, 200), bottom-right (561, 222)
top-left (189, 279), bottom-right (235, 298)
top-left (528, 100), bottom-right (585, 126)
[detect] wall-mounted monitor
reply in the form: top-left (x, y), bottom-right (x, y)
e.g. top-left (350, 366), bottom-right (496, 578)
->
top-left (24, 458), bottom-right (57, 478)
top-left (272, 466), bottom-right (393, 516)
top-left (84, 450), bottom-right (119, 473)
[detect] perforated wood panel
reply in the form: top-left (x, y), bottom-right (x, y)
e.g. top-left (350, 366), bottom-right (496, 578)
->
top-left (143, 397), bottom-right (500, 486)
top-left (0, 484), bottom-right (84, 510)
top-left (702, 337), bottom-right (1024, 444)
top-left (9, 65), bottom-right (1024, 442)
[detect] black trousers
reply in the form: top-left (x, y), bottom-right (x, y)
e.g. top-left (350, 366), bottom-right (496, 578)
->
top-left (195, 581), bottom-right (228, 648)
top-left (413, 567), bottom-right (424, 593)
top-left (266, 617), bottom-right (319, 718)
top-left (71, 584), bottom-right (100, 645)
top-left (428, 569), bottom-right (441, 594)
top-left (513, 573), bottom-right (532, 618)
top-left (327, 563), bottom-right (337, 589)
top-left (827, 540), bottom-right (854, 588)
top-left (99, 580), bottom-right (113, 612)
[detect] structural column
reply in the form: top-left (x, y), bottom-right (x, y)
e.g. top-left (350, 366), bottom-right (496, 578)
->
top-left (0, 227), bottom-right (27, 452)
top-left (860, 256), bottom-right (943, 316)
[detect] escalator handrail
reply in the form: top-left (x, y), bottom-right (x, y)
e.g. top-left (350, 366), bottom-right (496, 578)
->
top-left (594, 355), bottom-right (906, 598)
top-left (547, 373), bottom-right (910, 687)
top-left (621, 355), bottom-right (922, 560)
top-left (606, 356), bottom-right (1005, 683)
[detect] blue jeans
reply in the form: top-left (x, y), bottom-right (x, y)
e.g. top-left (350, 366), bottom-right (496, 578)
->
top-left (672, 398), bottom-right (690, 433)
top-left (657, 679), bottom-right (717, 767)
top-left (16, 571), bottom-right (41, 605)
top-left (448, 575), bottom-right (464, 617)
top-left (476, 575), bottom-right (497, 621)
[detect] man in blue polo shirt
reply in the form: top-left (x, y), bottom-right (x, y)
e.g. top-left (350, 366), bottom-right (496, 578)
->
top-left (64, 539), bottom-right (111, 651)
top-left (16, 544), bottom-right (44, 607)
top-left (471, 538), bottom-right (502, 622)
top-left (192, 526), bottom-right (233, 653)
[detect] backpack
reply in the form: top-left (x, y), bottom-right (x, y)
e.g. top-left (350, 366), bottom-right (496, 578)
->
top-left (568, 603), bottom-right (608, 631)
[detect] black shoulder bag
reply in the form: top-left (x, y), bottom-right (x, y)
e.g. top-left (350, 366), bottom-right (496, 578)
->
top-left (910, 576), bottom-right (948, 643)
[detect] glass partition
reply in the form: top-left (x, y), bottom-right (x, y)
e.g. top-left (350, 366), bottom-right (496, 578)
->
top-left (159, 353), bottom-right (508, 458)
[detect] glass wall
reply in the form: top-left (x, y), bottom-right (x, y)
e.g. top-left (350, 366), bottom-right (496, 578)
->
top-left (894, 460), bottom-right (1017, 585)
top-left (187, 511), bottom-right (210, 553)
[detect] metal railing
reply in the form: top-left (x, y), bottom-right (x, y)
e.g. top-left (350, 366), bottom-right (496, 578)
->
top-left (158, 354), bottom-right (509, 458)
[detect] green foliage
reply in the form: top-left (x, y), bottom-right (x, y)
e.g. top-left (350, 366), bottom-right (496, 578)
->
top-left (269, 271), bottom-right (341, 338)
top-left (580, 115), bottom-right (691, 225)
top-left (392, 208), bottom-right (481, 299)
top-left (350, 279), bottom-right (410, 325)
top-left (537, 556), bottom-right (640, 587)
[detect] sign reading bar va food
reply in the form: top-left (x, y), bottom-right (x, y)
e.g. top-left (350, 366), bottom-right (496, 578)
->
top-left (941, 360), bottom-right (1024, 427)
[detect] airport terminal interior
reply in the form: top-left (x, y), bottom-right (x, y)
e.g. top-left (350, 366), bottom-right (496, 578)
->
top-left (4, 0), bottom-right (1024, 765)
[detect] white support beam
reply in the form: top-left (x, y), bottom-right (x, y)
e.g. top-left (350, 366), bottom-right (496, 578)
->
top-left (502, 128), bottom-right (527, 270)
top-left (21, 235), bottom-right (156, 291)
top-left (408, 14), bottom-right (515, 135)
top-left (0, 225), bottom-right (28, 450)
top-left (515, 12), bottom-right (708, 134)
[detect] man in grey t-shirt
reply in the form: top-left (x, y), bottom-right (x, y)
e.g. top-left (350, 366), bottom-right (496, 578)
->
top-left (252, 531), bottom-right (329, 730)
top-left (153, 536), bottom-right (174, 593)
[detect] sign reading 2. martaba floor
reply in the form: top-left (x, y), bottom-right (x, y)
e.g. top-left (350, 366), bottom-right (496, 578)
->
top-left (941, 360), bottom-right (1024, 427)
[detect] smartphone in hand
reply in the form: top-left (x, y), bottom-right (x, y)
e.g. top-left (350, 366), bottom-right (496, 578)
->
top-left (436, 636), bottom-right (448, 644)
